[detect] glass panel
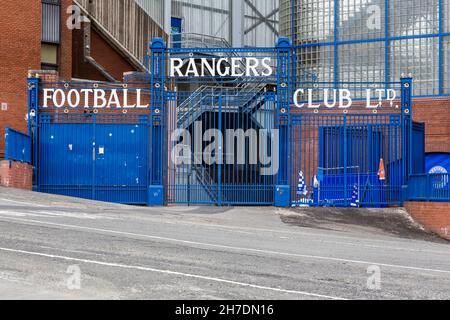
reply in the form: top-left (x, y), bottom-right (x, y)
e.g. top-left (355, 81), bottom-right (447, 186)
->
top-left (444, 0), bottom-right (450, 33)
top-left (295, 0), bottom-right (335, 44)
top-left (41, 43), bottom-right (58, 65)
top-left (42, 0), bottom-right (61, 44)
top-left (390, 38), bottom-right (439, 95)
top-left (297, 46), bottom-right (335, 82)
top-left (389, 0), bottom-right (439, 36)
top-left (338, 41), bottom-right (385, 98)
top-left (443, 37), bottom-right (450, 94)
top-left (338, 0), bottom-right (385, 41)
top-left (279, 0), bottom-right (292, 38)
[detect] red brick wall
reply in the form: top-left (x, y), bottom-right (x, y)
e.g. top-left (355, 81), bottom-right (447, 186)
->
top-left (0, 1), bottom-right (41, 158)
top-left (72, 26), bottom-right (137, 81)
top-left (404, 202), bottom-right (450, 240)
top-left (412, 97), bottom-right (450, 154)
top-left (0, 1), bottom-right (73, 158)
top-left (0, 160), bottom-right (33, 190)
top-left (60, 0), bottom-right (74, 80)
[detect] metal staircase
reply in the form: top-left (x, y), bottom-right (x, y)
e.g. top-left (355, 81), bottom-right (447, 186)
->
top-left (173, 35), bottom-right (275, 204)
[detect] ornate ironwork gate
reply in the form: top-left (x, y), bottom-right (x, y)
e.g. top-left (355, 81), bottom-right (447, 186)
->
top-left (26, 38), bottom-right (414, 207)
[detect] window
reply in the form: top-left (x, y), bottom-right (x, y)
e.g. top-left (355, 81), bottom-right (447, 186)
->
top-left (389, 0), bottom-right (439, 36)
top-left (390, 38), bottom-right (439, 96)
top-left (42, 0), bottom-right (61, 44)
top-left (338, 0), bottom-right (385, 41)
top-left (41, 43), bottom-right (58, 65)
top-left (443, 37), bottom-right (450, 94)
top-left (42, 0), bottom-right (60, 70)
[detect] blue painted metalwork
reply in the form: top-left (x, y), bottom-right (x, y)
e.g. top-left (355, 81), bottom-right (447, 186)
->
top-left (411, 122), bottom-right (425, 175)
top-left (409, 173), bottom-right (450, 201)
top-left (4, 128), bottom-right (31, 164)
top-left (275, 38), bottom-right (295, 206)
top-left (426, 153), bottom-right (450, 174)
top-left (26, 37), bottom-right (418, 208)
top-left (291, 109), bottom-right (405, 208)
top-left (401, 77), bottom-right (413, 180)
top-left (37, 113), bottom-right (150, 204)
top-left (290, 2), bottom-right (448, 97)
top-left (163, 39), bottom-right (284, 205)
top-left (148, 38), bottom-right (166, 205)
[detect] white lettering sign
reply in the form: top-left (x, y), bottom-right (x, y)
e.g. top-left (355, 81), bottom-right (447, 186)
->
top-left (42, 89), bottom-right (149, 109)
top-left (169, 57), bottom-right (274, 77)
top-left (293, 89), bottom-right (397, 109)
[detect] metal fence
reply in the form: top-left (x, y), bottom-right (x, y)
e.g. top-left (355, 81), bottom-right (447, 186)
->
top-left (4, 128), bottom-right (32, 164)
top-left (27, 79), bottom-right (164, 205)
top-left (24, 37), bottom-right (419, 207)
top-left (409, 174), bottom-right (450, 201)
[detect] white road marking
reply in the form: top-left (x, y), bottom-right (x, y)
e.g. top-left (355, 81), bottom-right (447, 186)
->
top-left (1, 216), bottom-right (450, 275)
top-left (0, 210), bottom-right (118, 221)
top-left (0, 208), bottom-right (445, 255)
top-left (129, 213), bottom-right (449, 253)
top-left (0, 199), bottom-right (46, 207)
top-left (0, 246), bottom-right (346, 300)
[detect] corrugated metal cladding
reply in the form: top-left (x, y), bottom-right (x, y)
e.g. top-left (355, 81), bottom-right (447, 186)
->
top-left (173, 0), bottom-right (279, 47)
top-left (76, 0), bottom-right (168, 64)
top-left (174, 0), bottom-right (231, 43)
top-left (245, 0), bottom-right (279, 47)
top-left (134, 0), bottom-right (164, 29)
top-left (42, 0), bottom-right (61, 44)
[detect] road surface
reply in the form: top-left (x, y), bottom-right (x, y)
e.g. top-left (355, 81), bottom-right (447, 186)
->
top-left (0, 187), bottom-right (448, 300)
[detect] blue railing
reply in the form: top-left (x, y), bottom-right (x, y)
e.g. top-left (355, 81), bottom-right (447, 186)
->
top-left (4, 128), bottom-right (31, 164)
top-left (409, 174), bottom-right (450, 201)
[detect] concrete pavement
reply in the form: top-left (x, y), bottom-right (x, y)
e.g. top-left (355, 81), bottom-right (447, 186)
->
top-left (0, 187), bottom-right (448, 300)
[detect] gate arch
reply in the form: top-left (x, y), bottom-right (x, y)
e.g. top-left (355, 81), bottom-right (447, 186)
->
top-left (27, 38), bottom-right (414, 207)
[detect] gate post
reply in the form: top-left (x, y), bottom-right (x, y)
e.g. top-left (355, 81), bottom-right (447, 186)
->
top-left (400, 77), bottom-right (413, 202)
top-left (27, 76), bottom-right (39, 190)
top-left (147, 38), bottom-right (166, 206)
top-left (274, 38), bottom-right (294, 207)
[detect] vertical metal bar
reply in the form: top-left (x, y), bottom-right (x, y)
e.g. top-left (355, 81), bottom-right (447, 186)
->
top-left (439, 0), bottom-right (443, 95)
top-left (218, 94), bottom-right (223, 206)
top-left (334, 0), bottom-right (339, 87)
top-left (343, 114), bottom-right (348, 206)
top-left (401, 77), bottom-right (413, 202)
top-left (92, 114), bottom-right (96, 200)
top-left (274, 38), bottom-right (293, 206)
top-left (28, 77), bottom-right (40, 190)
top-left (148, 38), bottom-right (166, 205)
top-left (385, 0), bottom-right (390, 91)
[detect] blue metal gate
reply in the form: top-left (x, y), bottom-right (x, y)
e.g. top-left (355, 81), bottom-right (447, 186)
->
top-left (25, 38), bottom-right (415, 207)
top-left (27, 79), bottom-right (164, 205)
top-left (155, 38), bottom-right (292, 205)
top-left (37, 113), bottom-right (149, 203)
top-left (289, 79), bottom-right (413, 207)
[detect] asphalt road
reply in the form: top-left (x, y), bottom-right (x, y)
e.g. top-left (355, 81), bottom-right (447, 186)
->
top-left (0, 187), bottom-right (449, 300)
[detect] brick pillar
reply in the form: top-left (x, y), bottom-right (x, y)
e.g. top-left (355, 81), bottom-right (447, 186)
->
top-left (0, 160), bottom-right (33, 190)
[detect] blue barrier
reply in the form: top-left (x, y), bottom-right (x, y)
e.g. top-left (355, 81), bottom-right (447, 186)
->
top-left (312, 173), bottom-right (386, 208)
top-left (409, 174), bottom-right (450, 201)
top-left (4, 128), bottom-right (31, 164)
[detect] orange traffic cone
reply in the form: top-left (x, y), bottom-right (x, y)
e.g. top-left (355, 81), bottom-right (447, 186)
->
top-left (378, 158), bottom-right (386, 181)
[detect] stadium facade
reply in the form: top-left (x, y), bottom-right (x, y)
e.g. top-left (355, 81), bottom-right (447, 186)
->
top-left (0, 1), bottom-right (448, 219)
top-left (280, 0), bottom-right (450, 173)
